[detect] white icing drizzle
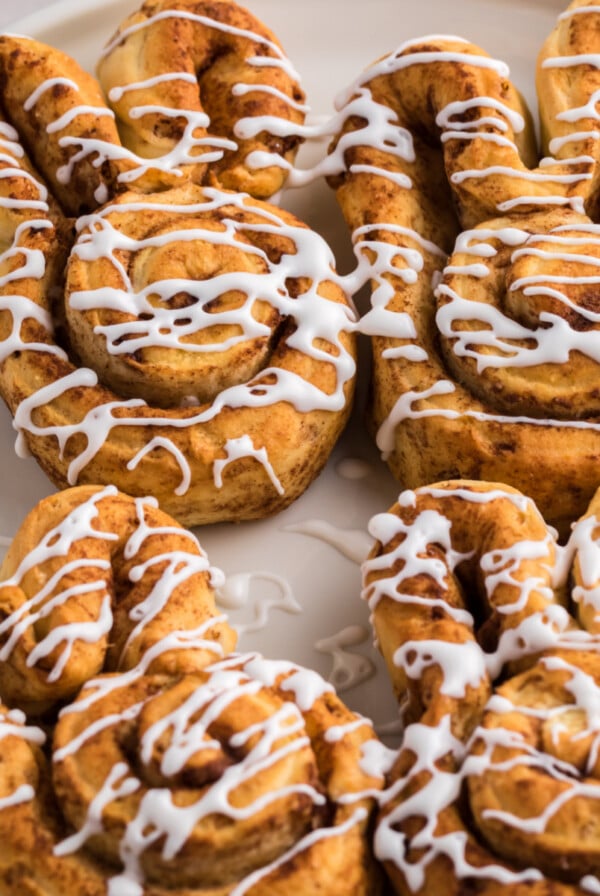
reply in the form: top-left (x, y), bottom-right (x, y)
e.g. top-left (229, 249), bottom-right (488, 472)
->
top-left (107, 72), bottom-right (198, 103)
top-left (325, 715), bottom-right (374, 743)
top-left (4, 7), bottom-right (306, 202)
top-left (49, 651), bottom-right (375, 894)
top-left (3, 188), bottom-right (356, 496)
top-left (543, 53), bottom-right (600, 70)
top-left (216, 571), bottom-right (301, 635)
top-left (213, 435), bottom-right (284, 496)
top-left (314, 625), bottom-right (375, 692)
top-left (0, 708), bottom-right (44, 745)
top-left (100, 10), bottom-right (298, 80)
top-left (53, 761), bottom-right (141, 858)
top-left (22, 76), bottom-right (78, 110)
top-left (126, 437), bottom-right (191, 496)
top-left (376, 377), bottom-right (600, 460)
top-left (560, 5), bottom-right (600, 18)
top-left (283, 518), bottom-right (373, 564)
top-left (365, 483), bottom-right (600, 890)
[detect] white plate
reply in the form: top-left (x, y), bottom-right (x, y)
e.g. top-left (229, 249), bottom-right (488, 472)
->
top-left (0, 0), bottom-right (567, 741)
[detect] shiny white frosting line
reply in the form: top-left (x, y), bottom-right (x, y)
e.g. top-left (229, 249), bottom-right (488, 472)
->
top-left (0, 487), bottom-right (223, 686)
top-left (1, 187), bottom-right (356, 496)
top-left (48, 651), bottom-right (380, 895)
top-left (362, 483), bottom-right (600, 890)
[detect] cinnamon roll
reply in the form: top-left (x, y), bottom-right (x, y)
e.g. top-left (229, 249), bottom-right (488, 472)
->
top-left (0, 485), bottom-right (235, 715)
top-left (97, 0), bottom-right (306, 199)
top-left (0, 654), bottom-right (384, 894)
top-left (327, 0), bottom-right (600, 535)
top-left (0, 180), bottom-right (356, 525)
top-left (362, 479), bottom-right (600, 894)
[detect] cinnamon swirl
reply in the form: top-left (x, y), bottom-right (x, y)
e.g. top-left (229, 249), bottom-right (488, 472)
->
top-left (327, 0), bottom-right (600, 534)
top-left (363, 479), bottom-right (600, 894)
top-left (0, 654), bottom-right (384, 894)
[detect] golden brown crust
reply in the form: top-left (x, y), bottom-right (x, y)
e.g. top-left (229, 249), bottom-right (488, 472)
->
top-left (97, 0), bottom-right (306, 199)
top-left (364, 479), bottom-right (600, 894)
top-left (0, 183), bottom-right (356, 526)
top-left (0, 485), bottom-right (235, 714)
top-left (0, 657), bottom-right (383, 894)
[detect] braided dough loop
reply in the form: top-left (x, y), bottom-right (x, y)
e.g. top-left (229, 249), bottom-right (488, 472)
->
top-left (0, 485), bottom-right (235, 715)
top-left (0, 656), bottom-right (384, 894)
top-left (363, 480), bottom-right (600, 894)
top-left (0, 183), bottom-right (356, 526)
top-left (97, 0), bottom-right (306, 199)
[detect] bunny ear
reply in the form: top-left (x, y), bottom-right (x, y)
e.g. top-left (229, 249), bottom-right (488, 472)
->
top-left (0, 34), bottom-right (128, 217)
top-left (329, 8), bottom-right (600, 234)
top-left (362, 480), bottom-right (567, 736)
top-left (96, 0), bottom-right (307, 199)
top-left (0, 485), bottom-right (236, 714)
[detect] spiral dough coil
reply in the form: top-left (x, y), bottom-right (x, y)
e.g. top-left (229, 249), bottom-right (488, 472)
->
top-left (0, 653), bottom-right (384, 894)
top-left (327, 0), bottom-right (600, 534)
top-left (0, 177), bottom-right (356, 524)
top-left (363, 479), bottom-right (600, 894)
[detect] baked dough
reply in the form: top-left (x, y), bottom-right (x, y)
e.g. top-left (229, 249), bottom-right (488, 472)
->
top-left (0, 484), bottom-right (235, 714)
top-left (328, 1), bottom-right (600, 535)
top-left (97, 0), bottom-right (307, 198)
top-left (363, 479), bottom-right (600, 894)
